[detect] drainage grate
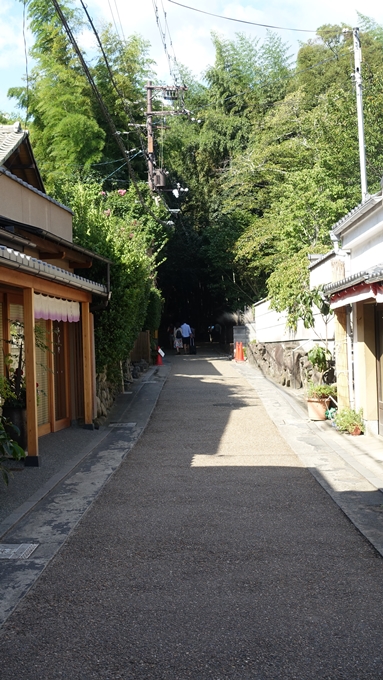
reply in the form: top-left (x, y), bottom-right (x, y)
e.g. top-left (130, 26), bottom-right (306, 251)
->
top-left (0, 544), bottom-right (39, 559)
top-left (109, 422), bottom-right (137, 428)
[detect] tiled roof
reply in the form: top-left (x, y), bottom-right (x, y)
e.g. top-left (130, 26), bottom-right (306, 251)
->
top-left (0, 121), bottom-right (27, 165)
top-left (0, 245), bottom-right (108, 297)
top-left (331, 192), bottom-right (383, 236)
top-left (324, 263), bottom-right (383, 294)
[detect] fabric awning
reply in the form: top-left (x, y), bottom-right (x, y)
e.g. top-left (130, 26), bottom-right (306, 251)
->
top-left (34, 293), bottom-right (80, 322)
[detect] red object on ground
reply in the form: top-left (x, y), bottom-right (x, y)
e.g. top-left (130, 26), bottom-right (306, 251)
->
top-left (156, 347), bottom-right (163, 366)
top-left (236, 341), bottom-right (245, 362)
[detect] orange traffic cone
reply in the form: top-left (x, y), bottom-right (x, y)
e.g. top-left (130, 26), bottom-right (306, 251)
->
top-left (156, 346), bottom-right (164, 366)
top-left (236, 341), bottom-right (245, 362)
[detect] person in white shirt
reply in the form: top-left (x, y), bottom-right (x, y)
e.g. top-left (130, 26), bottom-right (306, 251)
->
top-left (180, 321), bottom-right (192, 354)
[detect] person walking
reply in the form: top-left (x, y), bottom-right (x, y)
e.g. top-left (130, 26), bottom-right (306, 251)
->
top-left (174, 323), bottom-right (183, 354)
top-left (180, 321), bottom-right (192, 354)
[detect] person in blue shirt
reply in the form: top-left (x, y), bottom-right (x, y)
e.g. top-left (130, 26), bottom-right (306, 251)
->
top-left (180, 321), bottom-right (192, 354)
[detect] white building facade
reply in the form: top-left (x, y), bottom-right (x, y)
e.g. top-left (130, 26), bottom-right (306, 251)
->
top-left (322, 187), bottom-right (383, 436)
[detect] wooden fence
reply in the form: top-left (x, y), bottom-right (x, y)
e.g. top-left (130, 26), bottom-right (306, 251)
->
top-left (130, 330), bottom-right (151, 364)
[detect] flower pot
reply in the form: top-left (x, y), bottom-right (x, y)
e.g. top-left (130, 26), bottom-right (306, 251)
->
top-left (307, 397), bottom-right (330, 421)
top-left (2, 406), bottom-right (27, 450)
top-left (350, 425), bottom-right (362, 436)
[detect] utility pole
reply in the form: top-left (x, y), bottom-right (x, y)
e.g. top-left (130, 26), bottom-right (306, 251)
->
top-left (147, 81), bottom-right (155, 191)
top-left (352, 28), bottom-right (368, 203)
top-left (146, 82), bottom-right (188, 191)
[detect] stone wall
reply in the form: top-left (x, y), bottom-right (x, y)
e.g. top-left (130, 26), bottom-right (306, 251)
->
top-left (246, 341), bottom-right (333, 389)
top-left (95, 369), bottom-right (120, 421)
top-left (95, 359), bottom-right (149, 423)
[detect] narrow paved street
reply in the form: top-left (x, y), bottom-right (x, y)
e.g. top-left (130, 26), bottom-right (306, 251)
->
top-left (1, 351), bottom-right (383, 678)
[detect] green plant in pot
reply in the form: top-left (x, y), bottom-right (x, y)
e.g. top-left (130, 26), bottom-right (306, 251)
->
top-left (0, 321), bottom-right (47, 448)
top-left (306, 345), bottom-right (336, 421)
top-left (0, 323), bottom-right (27, 447)
top-left (335, 408), bottom-right (364, 435)
top-left (307, 383), bottom-right (337, 400)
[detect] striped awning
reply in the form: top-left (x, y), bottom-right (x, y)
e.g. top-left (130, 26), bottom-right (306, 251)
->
top-left (34, 293), bottom-right (80, 322)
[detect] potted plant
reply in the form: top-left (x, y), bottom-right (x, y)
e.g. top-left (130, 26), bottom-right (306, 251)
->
top-left (0, 321), bottom-right (47, 448)
top-left (307, 382), bottom-right (337, 421)
top-left (0, 414), bottom-right (26, 486)
top-left (306, 345), bottom-right (336, 421)
top-left (335, 408), bottom-right (365, 436)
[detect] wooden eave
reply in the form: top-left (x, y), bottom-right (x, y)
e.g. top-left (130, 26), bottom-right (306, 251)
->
top-left (4, 136), bottom-right (45, 193)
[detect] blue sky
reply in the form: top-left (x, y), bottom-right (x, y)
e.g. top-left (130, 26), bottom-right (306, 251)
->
top-left (1, 0), bottom-right (383, 116)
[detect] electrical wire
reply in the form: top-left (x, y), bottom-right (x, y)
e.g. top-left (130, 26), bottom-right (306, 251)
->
top-left (152, 0), bottom-right (182, 86)
top-left (78, 0), bottom-right (149, 163)
top-left (22, 0), bottom-right (29, 125)
top-left (51, 0), bottom-right (171, 228)
top-left (112, 0), bottom-right (126, 41)
top-left (167, 0), bottom-right (317, 33)
top-left (78, 0), bottom-right (180, 218)
top-left (152, 0), bottom-right (188, 114)
top-left (106, 0), bottom-right (121, 41)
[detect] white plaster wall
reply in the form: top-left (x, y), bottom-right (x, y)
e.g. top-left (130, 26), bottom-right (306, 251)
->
top-left (351, 233), bottom-right (383, 273)
top-left (341, 208), bottom-right (383, 252)
top-left (247, 298), bottom-right (334, 351)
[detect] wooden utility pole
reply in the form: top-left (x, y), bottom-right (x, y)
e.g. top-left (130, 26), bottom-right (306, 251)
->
top-left (147, 81), bottom-right (155, 191)
top-left (146, 82), bottom-right (187, 191)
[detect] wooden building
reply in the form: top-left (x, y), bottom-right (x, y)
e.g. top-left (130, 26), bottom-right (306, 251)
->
top-left (0, 121), bottom-right (110, 464)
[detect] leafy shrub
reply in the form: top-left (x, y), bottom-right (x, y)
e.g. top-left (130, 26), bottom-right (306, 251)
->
top-left (55, 179), bottom-right (169, 383)
top-left (144, 287), bottom-right (163, 332)
top-left (0, 416), bottom-right (25, 486)
top-left (307, 382), bottom-right (337, 400)
top-left (307, 345), bottom-right (331, 374)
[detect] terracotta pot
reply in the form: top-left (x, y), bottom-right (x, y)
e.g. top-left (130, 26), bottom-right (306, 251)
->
top-left (350, 426), bottom-right (362, 436)
top-left (307, 397), bottom-right (330, 421)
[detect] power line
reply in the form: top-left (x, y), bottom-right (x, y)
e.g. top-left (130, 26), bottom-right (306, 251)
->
top-left (22, 0), bottom-right (29, 125)
top-left (78, 0), bottom-right (184, 217)
top-left (78, 0), bottom-right (149, 163)
top-left (167, 0), bottom-right (317, 33)
top-left (106, 0), bottom-right (121, 41)
top-left (112, 0), bottom-right (126, 41)
top-left (51, 0), bottom-right (171, 228)
top-left (152, 0), bottom-right (183, 88)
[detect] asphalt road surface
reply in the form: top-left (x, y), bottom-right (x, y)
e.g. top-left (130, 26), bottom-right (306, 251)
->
top-left (1, 351), bottom-right (383, 679)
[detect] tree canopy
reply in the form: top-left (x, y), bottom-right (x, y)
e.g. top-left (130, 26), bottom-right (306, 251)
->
top-left (6, 2), bottom-right (383, 335)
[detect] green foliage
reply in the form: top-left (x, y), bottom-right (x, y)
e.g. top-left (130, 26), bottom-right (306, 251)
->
top-left (144, 287), bottom-right (163, 332)
top-left (6, 6), bottom-right (383, 331)
top-left (56, 179), bottom-right (169, 379)
top-left (0, 416), bottom-right (26, 486)
top-left (335, 408), bottom-right (365, 434)
top-left (307, 345), bottom-right (331, 373)
top-left (9, 1), bottom-right (151, 189)
top-left (307, 383), bottom-right (337, 399)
